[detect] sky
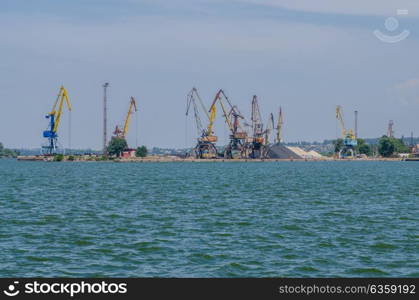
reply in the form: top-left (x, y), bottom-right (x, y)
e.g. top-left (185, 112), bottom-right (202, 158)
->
top-left (1, 0), bottom-right (419, 149)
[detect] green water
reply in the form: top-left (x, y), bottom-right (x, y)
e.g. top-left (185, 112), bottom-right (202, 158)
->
top-left (0, 159), bottom-right (418, 277)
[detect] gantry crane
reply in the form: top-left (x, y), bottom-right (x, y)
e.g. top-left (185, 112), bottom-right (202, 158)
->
top-left (186, 88), bottom-right (218, 158)
top-left (42, 86), bottom-right (72, 155)
top-left (275, 107), bottom-right (284, 144)
top-left (114, 97), bottom-right (138, 140)
top-left (336, 105), bottom-right (357, 158)
top-left (209, 89), bottom-right (248, 159)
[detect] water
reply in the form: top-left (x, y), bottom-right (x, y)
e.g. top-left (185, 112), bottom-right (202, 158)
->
top-left (0, 159), bottom-right (418, 277)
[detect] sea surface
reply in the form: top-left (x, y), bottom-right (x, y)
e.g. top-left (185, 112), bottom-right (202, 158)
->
top-left (0, 159), bottom-right (418, 277)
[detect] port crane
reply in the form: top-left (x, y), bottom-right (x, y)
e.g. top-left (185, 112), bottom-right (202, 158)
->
top-left (42, 86), bottom-right (72, 155)
top-left (114, 97), bottom-right (138, 140)
top-left (265, 113), bottom-right (274, 146)
top-left (209, 89), bottom-right (248, 159)
top-left (186, 88), bottom-right (218, 158)
top-left (250, 95), bottom-right (266, 158)
top-left (275, 107), bottom-right (283, 144)
top-left (336, 105), bottom-right (357, 158)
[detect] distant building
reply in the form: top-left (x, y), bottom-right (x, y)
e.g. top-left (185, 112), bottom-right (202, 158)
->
top-left (122, 149), bottom-right (136, 158)
top-left (412, 144), bottom-right (419, 157)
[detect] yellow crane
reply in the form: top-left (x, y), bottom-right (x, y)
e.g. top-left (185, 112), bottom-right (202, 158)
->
top-left (336, 105), bottom-right (356, 140)
top-left (186, 87), bottom-right (218, 158)
top-left (336, 105), bottom-right (357, 157)
top-left (209, 89), bottom-right (246, 139)
top-left (114, 97), bottom-right (138, 139)
top-left (42, 86), bottom-right (72, 154)
top-left (209, 89), bottom-right (248, 158)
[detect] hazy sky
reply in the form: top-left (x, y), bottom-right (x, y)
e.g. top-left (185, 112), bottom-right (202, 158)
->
top-left (1, 0), bottom-right (419, 149)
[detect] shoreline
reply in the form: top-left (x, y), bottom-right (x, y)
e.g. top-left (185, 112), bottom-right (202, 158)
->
top-left (16, 156), bottom-right (405, 162)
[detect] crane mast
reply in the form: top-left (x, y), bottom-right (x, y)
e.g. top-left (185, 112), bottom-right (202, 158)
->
top-left (276, 107), bottom-right (284, 144)
top-left (42, 86), bottom-right (72, 155)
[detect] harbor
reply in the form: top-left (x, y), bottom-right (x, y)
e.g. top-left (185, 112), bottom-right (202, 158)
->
top-left (6, 85), bottom-right (419, 163)
top-left (1, 0), bottom-right (419, 286)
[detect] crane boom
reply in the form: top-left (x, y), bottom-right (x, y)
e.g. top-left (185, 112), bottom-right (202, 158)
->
top-left (207, 104), bottom-right (216, 136)
top-left (336, 105), bottom-right (347, 138)
top-left (113, 97), bottom-right (138, 139)
top-left (186, 88), bottom-right (204, 137)
top-left (51, 86), bottom-right (72, 133)
top-left (209, 89), bottom-right (246, 136)
top-left (209, 89), bottom-right (233, 133)
top-left (123, 97), bottom-right (138, 137)
top-left (186, 87), bottom-right (215, 138)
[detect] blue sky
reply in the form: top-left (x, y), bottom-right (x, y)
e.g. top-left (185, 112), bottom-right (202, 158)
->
top-left (1, 0), bottom-right (419, 149)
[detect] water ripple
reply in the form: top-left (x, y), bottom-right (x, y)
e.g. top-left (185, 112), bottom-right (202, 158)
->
top-left (0, 160), bottom-right (418, 277)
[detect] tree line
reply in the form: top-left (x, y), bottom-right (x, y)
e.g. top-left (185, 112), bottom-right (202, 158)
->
top-left (0, 143), bottom-right (18, 158)
top-left (334, 136), bottom-right (412, 157)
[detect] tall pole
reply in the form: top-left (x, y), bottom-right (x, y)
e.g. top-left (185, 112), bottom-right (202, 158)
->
top-left (103, 82), bottom-right (109, 155)
top-left (354, 110), bottom-right (358, 139)
top-left (387, 120), bottom-right (394, 138)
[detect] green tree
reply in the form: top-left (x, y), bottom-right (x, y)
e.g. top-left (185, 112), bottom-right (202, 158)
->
top-left (358, 143), bottom-right (372, 156)
top-left (334, 139), bottom-right (343, 154)
top-left (107, 137), bottom-right (128, 157)
top-left (53, 154), bottom-right (64, 161)
top-left (0, 142), bottom-right (18, 158)
top-left (378, 136), bottom-right (395, 157)
top-left (392, 138), bottom-right (410, 153)
top-left (135, 145), bottom-right (148, 157)
top-left (356, 138), bottom-right (372, 156)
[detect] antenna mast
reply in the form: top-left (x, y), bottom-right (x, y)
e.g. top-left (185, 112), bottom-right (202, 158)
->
top-left (103, 82), bottom-right (109, 155)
